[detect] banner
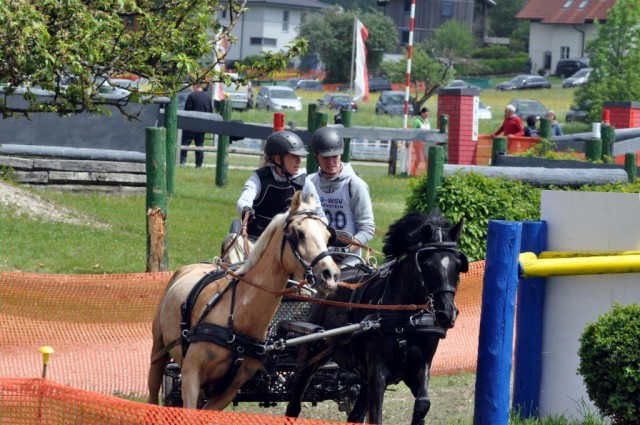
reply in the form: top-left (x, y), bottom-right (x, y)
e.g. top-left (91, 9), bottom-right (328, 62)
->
top-left (353, 19), bottom-right (369, 102)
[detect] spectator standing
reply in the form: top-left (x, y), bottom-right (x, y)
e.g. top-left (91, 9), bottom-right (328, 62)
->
top-left (524, 115), bottom-right (539, 137)
top-left (494, 104), bottom-right (524, 137)
top-left (308, 127), bottom-right (375, 265)
top-left (545, 110), bottom-right (564, 136)
top-left (180, 83), bottom-right (213, 168)
top-left (410, 107), bottom-right (430, 176)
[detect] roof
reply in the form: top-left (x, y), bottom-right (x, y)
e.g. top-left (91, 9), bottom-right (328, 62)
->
top-left (247, 0), bottom-right (328, 9)
top-left (517, 0), bottom-right (616, 24)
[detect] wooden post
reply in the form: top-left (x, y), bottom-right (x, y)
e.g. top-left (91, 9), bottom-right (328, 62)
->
top-left (164, 96), bottom-right (178, 196)
top-left (439, 114), bottom-right (449, 163)
top-left (426, 145), bottom-right (445, 213)
top-left (539, 117), bottom-right (551, 139)
top-left (340, 109), bottom-right (353, 163)
top-left (625, 153), bottom-right (637, 183)
top-left (585, 138), bottom-right (602, 162)
top-left (601, 123), bottom-right (616, 162)
top-left (306, 104), bottom-right (319, 172)
top-left (145, 127), bottom-right (168, 272)
top-left (215, 99), bottom-right (231, 187)
top-left (307, 111), bottom-right (327, 174)
top-left (492, 137), bottom-right (508, 165)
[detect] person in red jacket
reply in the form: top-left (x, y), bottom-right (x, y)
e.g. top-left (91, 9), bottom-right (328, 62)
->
top-left (494, 104), bottom-right (524, 137)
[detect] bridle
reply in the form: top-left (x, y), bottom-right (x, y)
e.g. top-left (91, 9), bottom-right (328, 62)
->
top-left (280, 209), bottom-right (335, 287)
top-left (412, 240), bottom-right (468, 298)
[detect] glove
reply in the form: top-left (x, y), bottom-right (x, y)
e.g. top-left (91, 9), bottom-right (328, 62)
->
top-left (241, 206), bottom-right (255, 221)
top-left (330, 229), bottom-right (353, 248)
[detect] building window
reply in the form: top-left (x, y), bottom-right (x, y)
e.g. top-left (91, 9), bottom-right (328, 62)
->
top-left (124, 16), bottom-right (135, 30)
top-left (283, 11), bottom-right (289, 32)
top-left (561, 46), bottom-right (570, 59)
top-left (403, 0), bottom-right (411, 13)
top-left (441, 1), bottom-right (453, 18)
top-left (401, 29), bottom-right (409, 45)
top-left (578, 0), bottom-right (590, 8)
top-left (222, 9), bottom-right (226, 19)
top-left (250, 37), bottom-right (277, 46)
top-left (300, 12), bottom-right (306, 24)
top-left (562, 0), bottom-right (574, 8)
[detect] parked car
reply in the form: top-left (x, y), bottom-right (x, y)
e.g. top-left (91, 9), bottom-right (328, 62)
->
top-left (284, 78), bottom-right (300, 88)
top-left (562, 68), bottom-right (592, 88)
top-left (375, 90), bottom-right (414, 115)
top-left (293, 79), bottom-right (323, 92)
top-left (254, 86), bottom-right (302, 111)
top-left (446, 79), bottom-right (480, 90)
top-left (565, 100), bottom-right (594, 123)
top-left (318, 93), bottom-right (357, 111)
top-left (477, 101), bottom-right (492, 120)
top-left (368, 77), bottom-right (392, 92)
top-left (554, 58), bottom-right (590, 78)
top-left (495, 75), bottom-right (552, 91)
top-left (508, 98), bottom-right (548, 120)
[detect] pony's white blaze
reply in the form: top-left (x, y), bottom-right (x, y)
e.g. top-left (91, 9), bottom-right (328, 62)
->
top-left (440, 256), bottom-right (450, 269)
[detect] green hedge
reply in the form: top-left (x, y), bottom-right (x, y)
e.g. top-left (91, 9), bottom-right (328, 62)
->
top-left (454, 55), bottom-right (528, 77)
top-left (578, 303), bottom-right (640, 424)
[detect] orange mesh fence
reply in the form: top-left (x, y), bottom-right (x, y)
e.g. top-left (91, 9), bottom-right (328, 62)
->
top-left (0, 262), bottom-right (484, 424)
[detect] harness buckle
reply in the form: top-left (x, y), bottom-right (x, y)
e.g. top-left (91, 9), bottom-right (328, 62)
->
top-left (273, 339), bottom-right (286, 351)
top-left (227, 333), bottom-right (236, 344)
top-left (181, 329), bottom-right (189, 338)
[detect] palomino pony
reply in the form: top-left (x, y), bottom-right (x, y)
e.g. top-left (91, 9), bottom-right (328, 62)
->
top-left (285, 210), bottom-right (467, 425)
top-left (148, 192), bottom-right (340, 409)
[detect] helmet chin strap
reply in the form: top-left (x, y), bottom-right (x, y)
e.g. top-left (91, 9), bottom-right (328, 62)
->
top-left (275, 155), bottom-right (293, 180)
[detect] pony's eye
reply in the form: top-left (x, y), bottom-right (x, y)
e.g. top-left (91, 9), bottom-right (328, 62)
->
top-left (296, 230), bottom-right (305, 240)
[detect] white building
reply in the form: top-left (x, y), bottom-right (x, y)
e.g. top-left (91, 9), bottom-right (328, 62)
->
top-left (219, 0), bottom-right (328, 63)
top-left (516, 0), bottom-right (616, 75)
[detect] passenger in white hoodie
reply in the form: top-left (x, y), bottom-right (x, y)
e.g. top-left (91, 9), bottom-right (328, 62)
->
top-left (308, 127), bottom-right (375, 264)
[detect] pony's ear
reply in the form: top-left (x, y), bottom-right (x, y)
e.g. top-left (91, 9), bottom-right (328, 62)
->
top-left (304, 192), bottom-right (317, 208)
top-left (290, 191), bottom-right (303, 213)
top-left (419, 223), bottom-right (435, 243)
top-left (449, 219), bottom-right (464, 242)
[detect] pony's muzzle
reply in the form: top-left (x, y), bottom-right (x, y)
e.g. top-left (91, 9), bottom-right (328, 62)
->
top-left (435, 300), bottom-right (458, 329)
top-left (314, 259), bottom-right (340, 295)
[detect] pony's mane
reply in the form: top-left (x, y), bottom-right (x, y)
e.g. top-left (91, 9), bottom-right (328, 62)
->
top-left (237, 199), bottom-right (316, 274)
top-left (382, 209), bottom-right (452, 259)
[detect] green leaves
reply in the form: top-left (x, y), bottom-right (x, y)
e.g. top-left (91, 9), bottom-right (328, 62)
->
top-left (579, 303), bottom-right (640, 424)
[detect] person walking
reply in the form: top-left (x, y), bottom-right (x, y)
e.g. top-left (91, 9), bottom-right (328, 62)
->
top-left (410, 107), bottom-right (430, 176)
top-left (494, 104), bottom-right (524, 137)
top-left (308, 127), bottom-right (375, 265)
top-left (180, 83), bottom-right (213, 168)
top-left (236, 131), bottom-right (326, 240)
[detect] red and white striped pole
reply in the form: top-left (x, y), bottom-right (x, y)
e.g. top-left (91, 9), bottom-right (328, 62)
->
top-left (400, 0), bottom-right (416, 173)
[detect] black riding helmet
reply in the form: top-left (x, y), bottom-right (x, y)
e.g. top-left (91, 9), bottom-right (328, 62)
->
top-left (311, 127), bottom-right (344, 157)
top-left (264, 131), bottom-right (308, 157)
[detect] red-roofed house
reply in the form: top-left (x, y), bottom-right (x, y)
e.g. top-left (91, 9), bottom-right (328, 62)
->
top-left (516, 0), bottom-right (616, 75)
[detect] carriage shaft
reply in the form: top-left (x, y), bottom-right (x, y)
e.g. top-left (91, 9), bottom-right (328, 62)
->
top-left (267, 320), bottom-right (379, 352)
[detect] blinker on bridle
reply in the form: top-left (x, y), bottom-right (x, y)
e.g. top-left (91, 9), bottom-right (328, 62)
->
top-left (413, 239), bottom-right (467, 296)
top-left (280, 209), bottom-right (333, 287)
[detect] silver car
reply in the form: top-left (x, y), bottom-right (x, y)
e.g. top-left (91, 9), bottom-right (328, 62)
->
top-left (255, 86), bottom-right (302, 111)
top-left (375, 91), bottom-right (414, 115)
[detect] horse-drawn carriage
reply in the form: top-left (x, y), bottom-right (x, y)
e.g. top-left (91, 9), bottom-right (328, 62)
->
top-left (148, 192), bottom-right (468, 425)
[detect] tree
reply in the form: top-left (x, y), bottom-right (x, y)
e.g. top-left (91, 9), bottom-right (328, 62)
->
top-left (0, 0), bottom-right (306, 118)
top-left (382, 20), bottom-right (474, 112)
top-left (575, 0), bottom-right (640, 123)
top-left (297, 7), bottom-right (397, 83)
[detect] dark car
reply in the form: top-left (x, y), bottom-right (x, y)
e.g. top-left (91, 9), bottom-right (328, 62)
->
top-left (318, 93), bottom-right (357, 111)
top-left (554, 58), bottom-right (590, 78)
top-left (562, 68), bottom-right (592, 88)
top-left (508, 98), bottom-right (548, 120)
top-left (368, 77), bottom-right (392, 92)
top-left (565, 100), bottom-right (594, 123)
top-left (375, 90), bottom-right (414, 115)
top-left (445, 79), bottom-right (480, 90)
top-left (496, 75), bottom-right (552, 91)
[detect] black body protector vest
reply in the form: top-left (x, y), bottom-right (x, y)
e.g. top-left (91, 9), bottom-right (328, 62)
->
top-left (247, 166), bottom-right (306, 238)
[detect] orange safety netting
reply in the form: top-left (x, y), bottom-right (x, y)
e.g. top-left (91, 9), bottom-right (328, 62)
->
top-left (0, 262), bottom-right (484, 424)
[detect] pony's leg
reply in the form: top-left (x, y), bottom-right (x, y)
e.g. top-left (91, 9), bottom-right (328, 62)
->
top-left (346, 383), bottom-right (368, 423)
top-left (285, 343), bottom-right (326, 418)
top-left (180, 361), bottom-right (202, 409)
top-left (366, 366), bottom-right (388, 424)
top-left (147, 317), bottom-right (168, 404)
top-left (408, 364), bottom-right (432, 425)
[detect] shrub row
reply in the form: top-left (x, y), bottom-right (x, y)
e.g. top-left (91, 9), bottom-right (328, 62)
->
top-left (454, 55), bottom-right (528, 77)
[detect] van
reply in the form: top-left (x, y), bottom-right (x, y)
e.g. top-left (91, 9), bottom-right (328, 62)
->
top-left (368, 77), bottom-right (392, 92)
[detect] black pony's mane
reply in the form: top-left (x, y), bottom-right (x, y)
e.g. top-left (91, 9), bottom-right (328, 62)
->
top-left (382, 209), bottom-right (452, 259)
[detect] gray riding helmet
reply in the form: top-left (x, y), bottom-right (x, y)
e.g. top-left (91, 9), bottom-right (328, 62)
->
top-left (311, 127), bottom-right (344, 157)
top-left (264, 131), bottom-right (308, 157)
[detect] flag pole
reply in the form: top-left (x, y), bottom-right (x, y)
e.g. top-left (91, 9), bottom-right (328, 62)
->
top-left (400, 0), bottom-right (417, 174)
top-left (349, 17), bottom-right (356, 98)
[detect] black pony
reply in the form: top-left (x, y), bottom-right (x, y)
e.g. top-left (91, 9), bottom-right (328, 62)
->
top-left (285, 210), bottom-right (468, 425)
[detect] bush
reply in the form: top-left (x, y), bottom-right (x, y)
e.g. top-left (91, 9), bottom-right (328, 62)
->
top-left (471, 45), bottom-right (512, 59)
top-left (578, 303), bottom-right (640, 424)
top-left (455, 55), bottom-right (528, 77)
top-left (405, 172), bottom-right (541, 261)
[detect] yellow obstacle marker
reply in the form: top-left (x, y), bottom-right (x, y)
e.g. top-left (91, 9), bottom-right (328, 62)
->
top-left (519, 252), bottom-right (640, 278)
top-left (38, 346), bottom-right (54, 378)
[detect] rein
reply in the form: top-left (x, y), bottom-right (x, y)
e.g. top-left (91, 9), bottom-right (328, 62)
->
top-left (220, 212), bottom-right (252, 262)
